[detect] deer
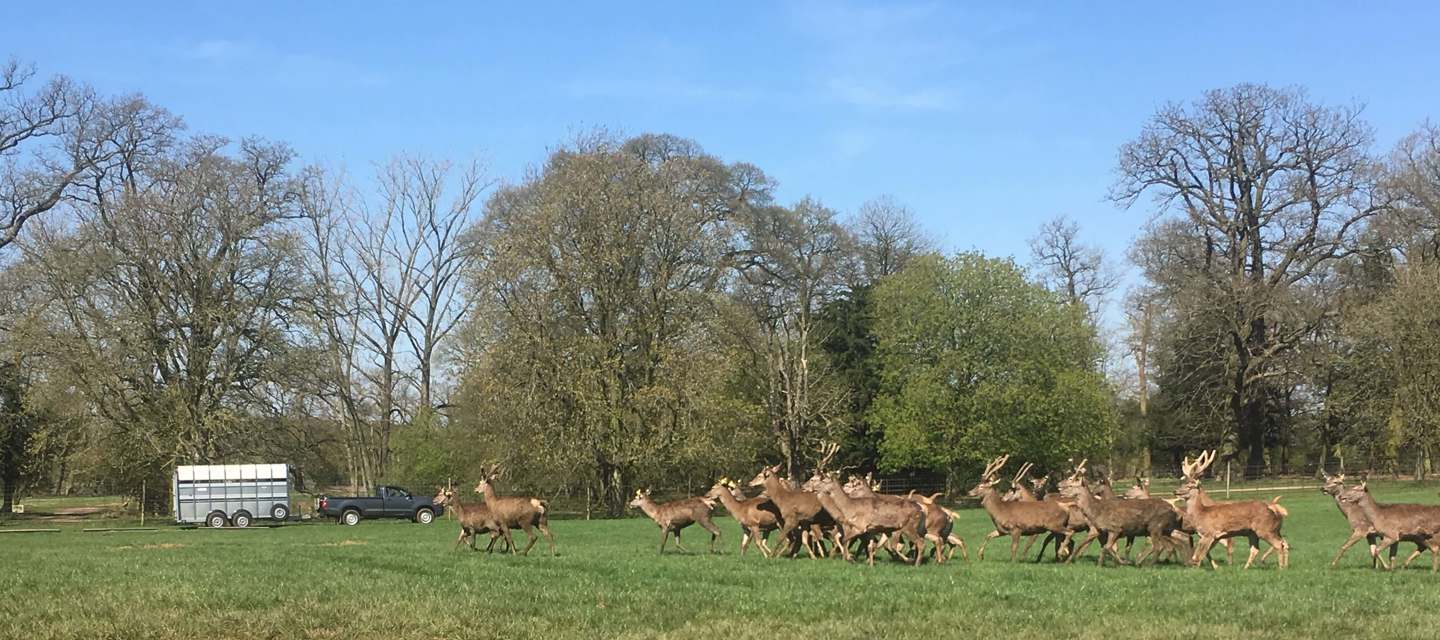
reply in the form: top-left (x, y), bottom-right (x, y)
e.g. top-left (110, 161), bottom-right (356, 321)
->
top-left (1321, 471), bottom-right (1383, 568)
top-left (747, 464), bottom-right (836, 559)
top-left (837, 473), bottom-right (926, 559)
top-left (1057, 460), bottom-right (1190, 567)
top-left (999, 461), bottom-right (1088, 561)
top-left (968, 455), bottom-right (1080, 562)
top-left (627, 488), bottom-right (722, 554)
top-left (706, 478), bottom-right (780, 557)
top-left (1336, 481), bottom-right (1440, 572)
top-left (1123, 476), bottom-right (1151, 500)
top-left (810, 473), bottom-right (926, 566)
top-left (433, 486), bottom-right (514, 553)
top-left (1174, 450), bottom-right (1289, 569)
top-left (906, 491), bottom-right (969, 561)
top-left (473, 464), bottom-right (557, 556)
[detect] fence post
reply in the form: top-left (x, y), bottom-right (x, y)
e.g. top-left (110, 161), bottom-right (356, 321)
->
top-left (1225, 461), bottom-right (1231, 499)
top-left (140, 481), bottom-right (146, 527)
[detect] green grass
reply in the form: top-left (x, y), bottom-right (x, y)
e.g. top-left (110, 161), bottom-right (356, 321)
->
top-left (5, 483), bottom-right (1440, 639)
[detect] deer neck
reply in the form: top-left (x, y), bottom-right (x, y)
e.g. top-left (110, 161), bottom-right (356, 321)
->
top-left (480, 483), bottom-right (500, 503)
top-left (636, 498), bottom-right (663, 522)
top-left (712, 490), bottom-right (743, 515)
top-left (1070, 487), bottom-right (1098, 515)
top-left (1351, 491), bottom-right (1381, 520)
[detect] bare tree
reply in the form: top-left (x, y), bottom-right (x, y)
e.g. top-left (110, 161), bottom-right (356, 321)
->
top-left (737, 198), bottom-right (854, 479)
top-left (1029, 215), bottom-right (1117, 312)
top-left (1116, 85), bottom-right (1387, 476)
top-left (2, 59), bottom-right (171, 251)
top-left (390, 157), bottom-right (488, 412)
top-left (853, 195), bottom-right (932, 282)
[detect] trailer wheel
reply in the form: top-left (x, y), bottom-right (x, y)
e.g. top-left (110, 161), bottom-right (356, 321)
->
top-left (270, 504), bottom-right (290, 521)
top-left (415, 508), bottom-right (435, 525)
top-left (232, 511), bottom-right (252, 528)
top-left (206, 511), bottom-right (228, 528)
top-left (341, 509), bottom-right (361, 526)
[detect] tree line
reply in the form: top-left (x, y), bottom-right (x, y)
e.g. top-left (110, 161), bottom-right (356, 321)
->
top-left (2, 59), bottom-right (1437, 515)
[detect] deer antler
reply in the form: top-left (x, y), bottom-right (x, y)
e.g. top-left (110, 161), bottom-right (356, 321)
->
top-left (1011, 462), bottom-right (1035, 485)
top-left (814, 440), bottom-right (840, 475)
top-left (982, 455), bottom-right (1010, 480)
top-left (1072, 458), bottom-right (1089, 478)
top-left (1193, 450), bottom-right (1216, 476)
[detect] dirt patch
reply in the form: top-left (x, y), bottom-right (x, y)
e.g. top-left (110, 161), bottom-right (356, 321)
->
top-left (319, 539), bottom-right (368, 547)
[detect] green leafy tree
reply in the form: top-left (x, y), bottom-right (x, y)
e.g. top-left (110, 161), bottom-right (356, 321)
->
top-left (867, 253), bottom-right (1114, 488)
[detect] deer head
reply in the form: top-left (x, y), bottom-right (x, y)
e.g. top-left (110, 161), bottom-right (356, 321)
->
top-left (1175, 450), bottom-right (1216, 499)
top-left (747, 464), bottom-right (781, 488)
top-left (433, 486), bottom-right (456, 506)
top-left (1123, 476), bottom-right (1150, 499)
top-left (627, 488), bottom-right (652, 509)
top-left (1321, 471), bottom-right (1347, 496)
top-left (967, 455), bottom-right (1010, 497)
top-left (1336, 480), bottom-right (1370, 505)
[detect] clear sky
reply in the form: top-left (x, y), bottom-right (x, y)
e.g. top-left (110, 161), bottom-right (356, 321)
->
top-left (5, 1), bottom-right (1439, 280)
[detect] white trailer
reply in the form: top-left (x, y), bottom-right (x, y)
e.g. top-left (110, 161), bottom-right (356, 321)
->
top-left (173, 464), bottom-right (291, 528)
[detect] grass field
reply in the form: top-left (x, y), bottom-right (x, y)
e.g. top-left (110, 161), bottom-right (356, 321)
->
top-left (5, 482), bottom-right (1440, 639)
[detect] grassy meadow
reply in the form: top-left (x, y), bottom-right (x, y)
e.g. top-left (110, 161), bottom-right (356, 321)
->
top-left (4, 481), bottom-right (1440, 639)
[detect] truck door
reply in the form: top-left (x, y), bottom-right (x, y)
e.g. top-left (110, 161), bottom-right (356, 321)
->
top-left (385, 486), bottom-right (415, 517)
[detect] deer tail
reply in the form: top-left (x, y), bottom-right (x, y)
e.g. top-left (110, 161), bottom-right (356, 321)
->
top-left (530, 498), bottom-right (548, 514)
top-left (1267, 496), bottom-right (1287, 517)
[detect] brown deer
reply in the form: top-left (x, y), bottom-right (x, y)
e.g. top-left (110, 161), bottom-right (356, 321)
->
top-left (1123, 476), bottom-right (1151, 499)
top-left (811, 473), bottom-right (926, 566)
top-left (433, 487), bottom-right (513, 553)
top-left (999, 462), bottom-right (1088, 561)
top-left (747, 446), bottom-right (843, 559)
top-left (627, 488), bottom-right (722, 554)
top-left (906, 491), bottom-right (969, 561)
top-left (1058, 460), bottom-right (1189, 567)
top-left (1321, 471), bottom-right (1383, 568)
top-left (1174, 450), bottom-right (1289, 569)
top-left (473, 464), bottom-right (557, 556)
top-left (968, 455), bottom-right (1080, 561)
top-left (706, 478), bottom-right (780, 557)
top-left (1337, 481), bottom-right (1440, 571)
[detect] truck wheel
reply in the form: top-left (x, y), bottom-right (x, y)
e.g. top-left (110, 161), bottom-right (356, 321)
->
top-left (342, 509), bottom-right (361, 526)
top-left (270, 505), bottom-right (290, 521)
top-left (415, 508), bottom-right (435, 525)
top-left (232, 511), bottom-right (252, 528)
top-left (206, 511), bottom-right (228, 528)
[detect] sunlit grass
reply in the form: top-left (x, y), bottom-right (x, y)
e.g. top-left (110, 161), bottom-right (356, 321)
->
top-left (4, 482), bottom-right (1440, 639)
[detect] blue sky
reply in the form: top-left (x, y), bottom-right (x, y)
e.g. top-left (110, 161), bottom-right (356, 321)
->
top-left (6, 1), bottom-right (1439, 282)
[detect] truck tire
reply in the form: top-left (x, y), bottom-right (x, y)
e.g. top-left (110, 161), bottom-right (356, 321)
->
top-left (341, 509), bottom-right (361, 526)
top-left (271, 504), bottom-right (290, 521)
top-left (415, 508), bottom-right (435, 525)
top-left (232, 511), bottom-right (252, 528)
top-left (206, 511), bottom-right (228, 528)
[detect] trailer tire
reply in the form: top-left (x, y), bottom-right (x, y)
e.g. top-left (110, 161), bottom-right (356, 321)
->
top-left (415, 508), bottom-right (434, 525)
top-left (341, 509), bottom-right (361, 526)
top-left (206, 511), bottom-right (228, 528)
top-left (232, 511), bottom-right (252, 528)
top-left (271, 504), bottom-right (290, 521)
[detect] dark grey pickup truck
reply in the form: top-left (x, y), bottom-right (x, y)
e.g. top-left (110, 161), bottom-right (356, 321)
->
top-left (317, 486), bottom-right (443, 525)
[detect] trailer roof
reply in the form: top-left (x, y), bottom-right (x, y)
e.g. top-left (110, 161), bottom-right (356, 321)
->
top-left (176, 464), bottom-right (288, 482)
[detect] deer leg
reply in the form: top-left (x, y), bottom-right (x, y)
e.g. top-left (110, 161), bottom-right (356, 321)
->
top-left (1031, 534), bottom-right (1051, 562)
top-left (699, 517), bottom-right (721, 554)
top-left (1240, 534), bottom-right (1261, 569)
top-left (1123, 535), bottom-right (1135, 562)
top-left (454, 529), bottom-right (468, 552)
top-left (949, 534), bottom-right (969, 561)
top-left (1367, 533), bottom-right (1379, 568)
top-left (1400, 547), bottom-right (1423, 569)
top-left (1009, 531), bottom-right (1023, 561)
top-left (774, 522), bottom-right (798, 558)
top-left (497, 526), bottom-right (516, 554)
top-left (977, 530), bottom-right (1002, 560)
top-left (1331, 531), bottom-right (1367, 568)
top-left (672, 527), bottom-right (690, 553)
top-left (518, 522), bottom-right (539, 556)
top-left (659, 529), bottom-right (671, 554)
top-left (538, 518), bottom-right (557, 556)
top-left (1019, 534), bottom-right (1039, 559)
top-left (1223, 538), bottom-right (1234, 565)
top-left (1190, 535), bottom-right (1219, 568)
top-left (1067, 531), bottom-right (1099, 564)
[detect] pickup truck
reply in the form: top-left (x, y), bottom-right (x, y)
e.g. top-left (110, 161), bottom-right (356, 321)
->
top-left (317, 486), bottom-right (443, 526)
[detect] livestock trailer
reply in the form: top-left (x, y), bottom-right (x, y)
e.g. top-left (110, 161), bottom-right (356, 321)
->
top-left (173, 464), bottom-right (291, 528)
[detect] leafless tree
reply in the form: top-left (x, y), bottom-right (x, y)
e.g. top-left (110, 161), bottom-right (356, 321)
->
top-left (1029, 215), bottom-right (1117, 312)
top-left (852, 195), bottom-right (932, 282)
top-left (1115, 85), bottom-right (1388, 475)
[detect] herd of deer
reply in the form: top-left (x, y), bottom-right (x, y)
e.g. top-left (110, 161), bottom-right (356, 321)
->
top-left (432, 449), bottom-right (1440, 572)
